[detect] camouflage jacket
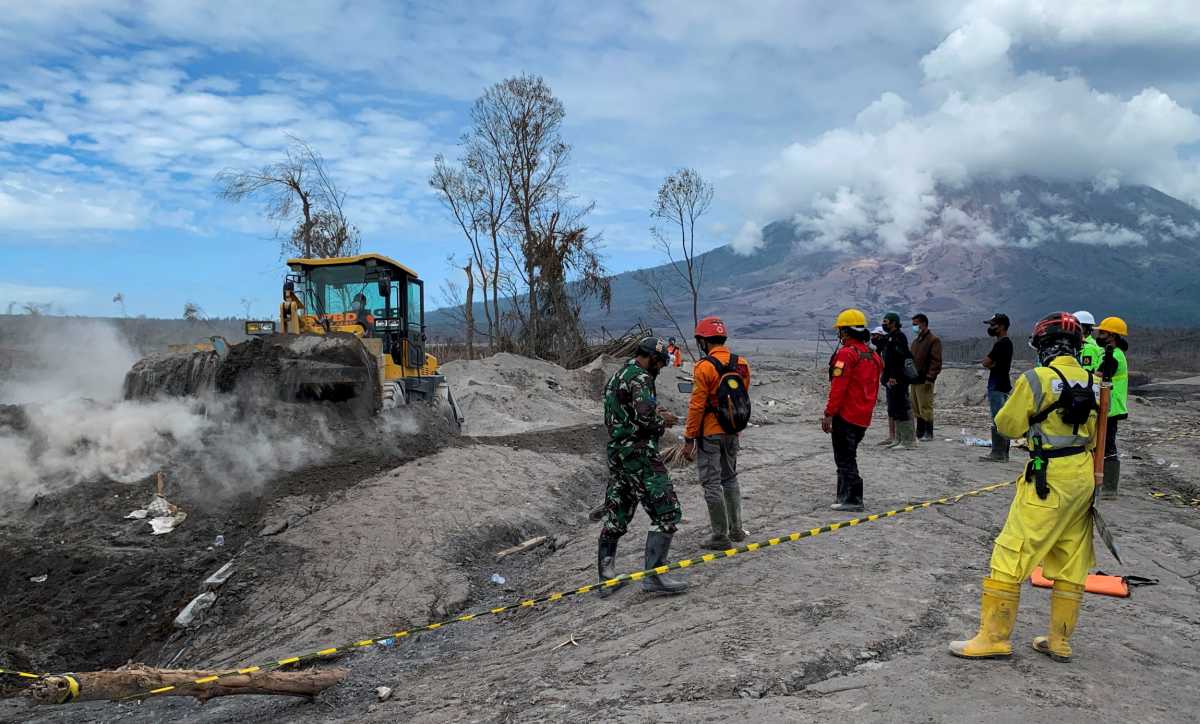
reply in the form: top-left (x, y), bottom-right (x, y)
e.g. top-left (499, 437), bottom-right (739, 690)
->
top-left (604, 359), bottom-right (665, 458)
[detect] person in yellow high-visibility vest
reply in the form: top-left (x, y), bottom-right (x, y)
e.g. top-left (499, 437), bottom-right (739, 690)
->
top-left (949, 312), bottom-right (1098, 664)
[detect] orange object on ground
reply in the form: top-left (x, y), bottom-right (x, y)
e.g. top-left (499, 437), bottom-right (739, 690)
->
top-left (1031, 566), bottom-right (1131, 597)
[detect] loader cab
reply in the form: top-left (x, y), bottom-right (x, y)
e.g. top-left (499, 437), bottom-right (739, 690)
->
top-left (286, 253), bottom-right (429, 374)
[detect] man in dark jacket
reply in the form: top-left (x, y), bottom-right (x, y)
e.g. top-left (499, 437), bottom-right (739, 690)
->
top-left (881, 312), bottom-right (916, 450)
top-left (909, 313), bottom-right (942, 441)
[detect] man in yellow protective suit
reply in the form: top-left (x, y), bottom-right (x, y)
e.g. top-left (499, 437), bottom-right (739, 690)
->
top-left (950, 311), bottom-right (1097, 664)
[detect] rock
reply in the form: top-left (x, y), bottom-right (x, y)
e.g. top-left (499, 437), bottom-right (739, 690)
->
top-left (554, 534), bottom-right (572, 550)
top-left (375, 686), bottom-right (393, 702)
top-left (259, 519), bottom-right (289, 537)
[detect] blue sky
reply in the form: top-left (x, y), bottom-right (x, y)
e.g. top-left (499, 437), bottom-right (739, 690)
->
top-left (2, 1), bottom-right (1199, 318)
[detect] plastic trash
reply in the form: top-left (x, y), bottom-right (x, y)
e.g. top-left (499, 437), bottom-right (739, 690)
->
top-left (174, 592), bottom-right (217, 628)
top-left (204, 561), bottom-right (236, 589)
top-left (490, 573), bottom-right (506, 585)
top-left (214, 534), bottom-right (225, 547)
top-left (30, 574), bottom-right (48, 583)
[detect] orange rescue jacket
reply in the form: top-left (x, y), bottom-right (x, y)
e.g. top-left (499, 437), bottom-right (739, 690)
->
top-left (685, 345), bottom-right (751, 439)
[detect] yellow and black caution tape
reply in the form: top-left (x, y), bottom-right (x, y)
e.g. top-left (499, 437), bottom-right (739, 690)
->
top-left (0, 668), bottom-right (44, 682)
top-left (110, 478), bottom-right (1016, 702)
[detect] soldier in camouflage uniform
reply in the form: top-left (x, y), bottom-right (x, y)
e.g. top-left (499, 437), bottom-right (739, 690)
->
top-left (597, 337), bottom-right (688, 595)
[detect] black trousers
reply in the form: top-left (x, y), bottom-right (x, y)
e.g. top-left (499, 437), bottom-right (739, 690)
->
top-left (832, 416), bottom-right (867, 505)
top-left (885, 381), bottom-right (910, 420)
top-left (1105, 417), bottom-right (1120, 460)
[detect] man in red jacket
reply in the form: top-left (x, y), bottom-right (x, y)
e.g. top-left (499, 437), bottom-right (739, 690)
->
top-left (822, 308), bottom-right (883, 512)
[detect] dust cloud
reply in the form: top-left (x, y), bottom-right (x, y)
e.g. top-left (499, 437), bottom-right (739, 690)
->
top-left (0, 321), bottom-right (347, 507)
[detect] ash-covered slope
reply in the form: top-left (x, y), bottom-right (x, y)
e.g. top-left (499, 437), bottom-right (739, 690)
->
top-left (591, 177), bottom-right (1200, 337)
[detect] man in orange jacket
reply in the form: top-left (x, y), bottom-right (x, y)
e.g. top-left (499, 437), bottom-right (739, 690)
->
top-left (682, 316), bottom-right (752, 549)
top-left (823, 309), bottom-right (883, 512)
top-left (667, 337), bottom-right (684, 367)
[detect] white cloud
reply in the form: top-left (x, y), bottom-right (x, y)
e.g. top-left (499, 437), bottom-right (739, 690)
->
top-left (0, 172), bottom-right (144, 232)
top-left (0, 282), bottom-right (88, 308)
top-left (757, 19), bottom-right (1200, 252)
top-left (730, 220), bottom-right (764, 255)
top-left (920, 19), bottom-right (1012, 86)
top-left (954, 1), bottom-right (1200, 47)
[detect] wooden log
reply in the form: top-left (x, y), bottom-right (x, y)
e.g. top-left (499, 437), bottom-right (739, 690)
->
top-left (495, 535), bottom-right (549, 559)
top-left (19, 664), bottom-right (346, 705)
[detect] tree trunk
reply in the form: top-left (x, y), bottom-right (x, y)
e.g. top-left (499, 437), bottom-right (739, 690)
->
top-left (463, 260), bottom-right (475, 360)
top-left (491, 231), bottom-right (503, 351)
top-left (525, 256), bottom-right (538, 356)
top-left (14, 665), bottom-right (346, 705)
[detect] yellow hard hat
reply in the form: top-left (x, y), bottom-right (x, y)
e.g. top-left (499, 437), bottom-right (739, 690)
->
top-left (1097, 316), bottom-right (1128, 337)
top-left (833, 308), bottom-right (868, 329)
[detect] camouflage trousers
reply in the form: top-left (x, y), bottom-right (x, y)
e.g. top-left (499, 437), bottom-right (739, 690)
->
top-left (601, 449), bottom-right (683, 538)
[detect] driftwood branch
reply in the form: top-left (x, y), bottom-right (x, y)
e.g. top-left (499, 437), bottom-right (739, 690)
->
top-left (495, 535), bottom-right (549, 559)
top-left (17, 664), bottom-right (346, 705)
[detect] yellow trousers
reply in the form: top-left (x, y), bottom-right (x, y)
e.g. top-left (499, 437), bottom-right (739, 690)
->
top-left (988, 453), bottom-right (1095, 586)
top-left (911, 382), bottom-right (935, 421)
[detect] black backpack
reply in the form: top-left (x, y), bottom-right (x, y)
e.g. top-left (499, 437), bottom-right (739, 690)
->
top-left (1029, 366), bottom-right (1097, 433)
top-left (703, 354), bottom-right (751, 434)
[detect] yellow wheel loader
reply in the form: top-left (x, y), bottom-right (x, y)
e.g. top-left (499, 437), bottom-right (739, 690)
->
top-left (126, 253), bottom-right (463, 431)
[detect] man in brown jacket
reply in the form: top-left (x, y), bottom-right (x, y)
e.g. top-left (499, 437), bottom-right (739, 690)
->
top-left (909, 313), bottom-right (942, 441)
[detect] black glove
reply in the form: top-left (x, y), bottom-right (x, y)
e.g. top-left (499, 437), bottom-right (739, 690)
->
top-left (1098, 347), bottom-right (1118, 380)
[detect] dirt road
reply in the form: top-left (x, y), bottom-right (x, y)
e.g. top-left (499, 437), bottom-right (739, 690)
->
top-left (4, 356), bottom-right (1198, 723)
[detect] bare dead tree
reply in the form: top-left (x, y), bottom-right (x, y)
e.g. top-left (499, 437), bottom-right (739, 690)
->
top-left (182, 302), bottom-right (207, 323)
top-left (471, 74), bottom-right (571, 355)
top-left (216, 136), bottom-right (359, 259)
top-left (526, 201), bottom-right (611, 358)
top-left (651, 168), bottom-right (714, 331)
top-left (635, 268), bottom-right (695, 358)
top-left (430, 155), bottom-right (503, 348)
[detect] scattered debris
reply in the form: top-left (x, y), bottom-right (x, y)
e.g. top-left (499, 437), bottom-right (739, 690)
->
top-left (661, 441), bottom-right (692, 468)
top-left (489, 573), bottom-right (507, 585)
top-left (204, 561), bottom-right (236, 589)
top-left (496, 535), bottom-right (549, 559)
top-left (124, 510), bottom-right (149, 520)
top-left (551, 635), bottom-right (581, 650)
top-left (214, 534), bottom-right (225, 547)
top-left (30, 574), bottom-right (48, 584)
top-left (374, 685), bottom-right (393, 702)
top-left (565, 322), bottom-right (654, 369)
top-left (149, 511), bottom-right (187, 536)
top-left (174, 592), bottom-right (217, 628)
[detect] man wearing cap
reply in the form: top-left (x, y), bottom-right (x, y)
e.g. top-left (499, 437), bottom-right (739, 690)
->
top-left (880, 312), bottom-right (917, 449)
top-left (598, 337), bottom-right (688, 595)
top-left (823, 309), bottom-right (883, 511)
top-left (868, 326), bottom-right (893, 445)
top-left (979, 314), bottom-right (1014, 462)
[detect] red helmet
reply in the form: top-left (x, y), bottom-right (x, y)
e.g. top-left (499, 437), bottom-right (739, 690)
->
top-left (1030, 312), bottom-right (1083, 349)
top-left (694, 316), bottom-right (727, 338)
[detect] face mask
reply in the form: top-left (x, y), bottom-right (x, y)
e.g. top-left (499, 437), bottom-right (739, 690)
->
top-left (986, 326), bottom-right (997, 337)
top-left (911, 325), bottom-right (921, 335)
